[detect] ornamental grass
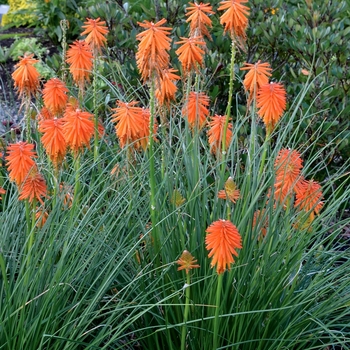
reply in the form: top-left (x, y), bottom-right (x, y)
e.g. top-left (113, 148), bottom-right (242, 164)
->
top-left (0, 3), bottom-right (349, 350)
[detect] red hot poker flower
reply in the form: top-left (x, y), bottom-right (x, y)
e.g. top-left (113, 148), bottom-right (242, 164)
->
top-left (205, 219), bottom-right (242, 274)
top-left (183, 91), bottom-right (210, 130)
top-left (12, 54), bottom-right (40, 98)
top-left (257, 82), bottom-right (286, 134)
top-left (176, 250), bottom-right (200, 274)
top-left (186, 2), bottom-right (214, 40)
top-left (42, 78), bottom-right (69, 116)
top-left (217, 177), bottom-right (240, 203)
top-left (207, 114), bottom-right (232, 154)
top-left (6, 142), bottom-right (37, 186)
top-left (66, 40), bottom-right (93, 90)
top-left (81, 17), bottom-right (109, 54)
top-left (155, 68), bottom-right (180, 107)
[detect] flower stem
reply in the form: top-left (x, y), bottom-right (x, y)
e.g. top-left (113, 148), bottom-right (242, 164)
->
top-left (180, 273), bottom-right (191, 350)
top-left (213, 272), bottom-right (224, 350)
top-left (93, 57), bottom-right (99, 163)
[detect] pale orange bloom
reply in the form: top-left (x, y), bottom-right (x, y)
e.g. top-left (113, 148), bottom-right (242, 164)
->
top-left (12, 54), bottom-right (40, 98)
top-left (39, 118), bottom-right (67, 167)
top-left (175, 36), bottom-right (206, 74)
top-left (0, 187), bottom-right (5, 200)
top-left (66, 40), bottom-right (93, 90)
top-left (81, 17), bottom-right (109, 54)
top-left (5, 142), bottom-right (37, 186)
top-left (38, 107), bottom-right (54, 121)
top-left (134, 108), bottom-right (158, 150)
top-left (136, 18), bottom-right (172, 82)
top-left (186, 2), bottom-right (214, 40)
top-left (176, 250), bottom-right (200, 274)
top-left (274, 149), bottom-right (303, 203)
top-left (218, 177), bottom-right (240, 203)
top-left (295, 179), bottom-right (323, 221)
top-left (183, 91), bottom-right (209, 130)
top-left (42, 78), bottom-right (69, 116)
top-left (18, 166), bottom-right (47, 205)
top-left (257, 82), bottom-right (286, 134)
top-left (59, 183), bottom-right (74, 209)
top-left (218, 0), bottom-right (250, 40)
top-left (111, 100), bottom-right (145, 149)
top-left (240, 61), bottom-right (272, 101)
top-left (155, 68), bottom-right (180, 106)
top-left (207, 114), bottom-right (232, 154)
top-left (62, 104), bottom-right (94, 155)
top-left (35, 209), bottom-right (49, 228)
top-left (205, 219), bottom-right (242, 274)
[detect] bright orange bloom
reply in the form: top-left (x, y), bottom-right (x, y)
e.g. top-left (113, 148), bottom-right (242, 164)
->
top-left (218, 0), bottom-right (250, 40)
top-left (207, 114), bottom-right (232, 154)
top-left (186, 2), bottom-right (214, 40)
top-left (39, 118), bottom-right (67, 167)
top-left (183, 91), bottom-right (209, 130)
top-left (295, 179), bottom-right (323, 221)
top-left (66, 40), bottom-right (93, 90)
top-left (38, 107), bottom-right (54, 121)
top-left (12, 54), bottom-right (40, 98)
top-left (175, 36), bottom-right (206, 74)
top-left (218, 177), bottom-right (240, 203)
top-left (42, 78), bottom-right (69, 116)
top-left (62, 104), bottom-right (94, 154)
top-left (155, 68), bottom-right (180, 106)
top-left (134, 108), bottom-right (158, 150)
top-left (205, 219), bottom-right (242, 274)
top-left (6, 142), bottom-right (37, 186)
top-left (274, 149), bottom-right (303, 203)
top-left (0, 187), bottom-right (5, 200)
top-left (176, 250), bottom-right (200, 274)
top-left (111, 100), bottom-right (145, 149)
top-left (136, 18), bottom-right (172, 82)
top-left (18, 166), bottom-right (47, 205)
top-left (257, 82), bottom-right (286, 134)
top-left (81, 17), bottom-right (109, 54)
top-left (240, 61), bottom-right (272, 101)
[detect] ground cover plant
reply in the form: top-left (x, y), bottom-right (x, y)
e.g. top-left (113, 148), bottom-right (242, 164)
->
top-left (0, 1), bottom-right (350, 349)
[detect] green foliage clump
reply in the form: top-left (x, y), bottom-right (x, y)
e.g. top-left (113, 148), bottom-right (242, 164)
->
top-left (1, 0), bottom-right (36, 26)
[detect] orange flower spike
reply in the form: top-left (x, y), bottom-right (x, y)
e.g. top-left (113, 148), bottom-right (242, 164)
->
top-left (42, 78), bottom-right (69, 116)
top-left (18, 166), bottom-right (47, 205)
top-left (39, 118), bottom-right (67, 167)
top-left (136, 18), bottom-right (172, 82)
top-left (207, 114), bottom-right (233, 154)
top-left (218, 177), bottom-right (240, 203)
top-left (62, 104), bottom-right (94, 155)
top-left (111, 100), bottom-right (145, 148)
top-left (176, 250), bottom-right (200, 274)
top-left (186, 2), bottom-right (214, 40)
top-left (134, 108), bottom-right (158, 150)
top-left (205, 219), bottom-right (242, 274)
top-left (257, 82), bottom-right (286, 134)
top-left (5, 142), bottom-right (37, 186)
top-left (35, 209), bottom-right (49, 228)
top-left (11, 54), bottom-right (40, 98)
top-left (183, 91), bottom-right (210, 130)
top-left (38, 107), bottom-right (54, 121)
top-left (218, 0), bottom-right (250, 40)
top-left (295, 179), bottom-right (324, 217)
top-left (274, 149), bottom-right (303, 202)
top-left (240, 61), bottom-right (272, 100)
top-left (155, 68), bottom-right (180, 106)
top-left (66, 40), bottom-right (93, 90)
top-left (81, 17), bottom-right (109, 54)
top-left (175, 36), bottom-right (206, 74)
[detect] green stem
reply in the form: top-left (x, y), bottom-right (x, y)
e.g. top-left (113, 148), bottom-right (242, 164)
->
top-left (213, 273), bottom-right (224, 350)
top-left (26, 199), bottom-right (36, 270)
top-left (258, 129), bottom-right (271, 178)
top-left (181, 273), bottom-right (191, 350)
top-left (148, 78), bottom-right (159, 259)
top-left (72, 154), bottom-right (81, 211)
top-left (221, 40), bottom-right (236, 176)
